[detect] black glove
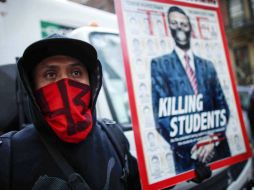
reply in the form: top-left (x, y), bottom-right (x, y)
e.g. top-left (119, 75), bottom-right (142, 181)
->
top-left (191, 161), bottom-right (212, 183)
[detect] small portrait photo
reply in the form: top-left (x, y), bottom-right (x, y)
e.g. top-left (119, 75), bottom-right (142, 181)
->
top-left (142, 17), bottom-right (150, 35)
top-left (135, 58), bottom-right (143, 65)
top-left (132, 38), bottom-right (141, 53)
top-left (149, 154), bottom-right (162, 178)
top-left (164, 151), bottom-right (175, 174)
top-left (138, 82), bottom-right (149, 102)
top-left (154, 18), bottom-right (165, 37)
top-left (159, 39), bottom-right (167, 51)
top-left (142, 105), bottom-right (151, 115)
top-left (146, 131), bottom-right (157, 149)
top-left (234, 134), bottom-right (243, 152)
top-left (128, 16), bottom-right (139, 34)
top-left (146, 38), bottom-right (155, 54)
top-left (133, 58), bottom-right (146, 79)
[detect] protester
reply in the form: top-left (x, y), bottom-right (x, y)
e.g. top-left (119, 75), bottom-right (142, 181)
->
top-left (0, 34), bottom-right (141, 190)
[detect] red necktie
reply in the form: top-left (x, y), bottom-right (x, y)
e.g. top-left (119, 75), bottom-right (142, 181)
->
top-left (184, 54), bottom-right (198, 95)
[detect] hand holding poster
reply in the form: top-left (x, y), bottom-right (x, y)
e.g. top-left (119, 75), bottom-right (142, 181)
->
top-left (115, 0), bottom-right (252, 189)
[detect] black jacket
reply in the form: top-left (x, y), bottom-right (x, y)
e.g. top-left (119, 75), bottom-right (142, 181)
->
top-left (0, 35), bottom-right (141, 190)
top-left (0, 124), bottom-right (140, 190)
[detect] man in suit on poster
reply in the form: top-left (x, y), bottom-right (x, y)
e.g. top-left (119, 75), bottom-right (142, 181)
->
top-left (151, 6), bottom-right (231, 174)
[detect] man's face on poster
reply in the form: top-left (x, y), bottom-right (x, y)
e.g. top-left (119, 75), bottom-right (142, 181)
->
top-left (168, 11), bottom-right (191, 50)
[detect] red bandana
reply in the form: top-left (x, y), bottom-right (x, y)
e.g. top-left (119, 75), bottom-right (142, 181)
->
top-left (35, 78), bottom-right (93, 143)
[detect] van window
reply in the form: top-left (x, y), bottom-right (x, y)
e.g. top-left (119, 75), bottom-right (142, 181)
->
top-left (90, 32), bottom-right (131, 125)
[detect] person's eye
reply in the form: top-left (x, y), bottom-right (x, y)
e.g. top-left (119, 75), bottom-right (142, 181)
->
top-left (44, 71), bottom-right (57, 80)
top-left (170, 20), bottom-right (177, 27)
top-left (71, 70), bottom-right (82, 78)
top-left (181, 23), bottom-right (190, 30)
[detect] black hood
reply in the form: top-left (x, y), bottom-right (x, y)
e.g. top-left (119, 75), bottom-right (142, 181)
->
top-left (17, 34), bottom-right (102, 136)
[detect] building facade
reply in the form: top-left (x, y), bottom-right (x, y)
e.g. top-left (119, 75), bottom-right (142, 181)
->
top-left (70, 0), bottom-right (115, 13)
top-left (220, 0), bottom-right (254, 85)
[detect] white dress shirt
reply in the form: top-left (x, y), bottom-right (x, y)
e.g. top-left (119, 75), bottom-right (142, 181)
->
top-left (175, 46), bottom-right (195, 72)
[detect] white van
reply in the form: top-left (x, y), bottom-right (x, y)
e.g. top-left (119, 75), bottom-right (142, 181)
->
top-left (0, 0), bottom-right (117, 66)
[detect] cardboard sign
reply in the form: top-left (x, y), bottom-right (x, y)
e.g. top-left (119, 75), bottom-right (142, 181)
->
top-left (115, 0), bottom-right (252, 189)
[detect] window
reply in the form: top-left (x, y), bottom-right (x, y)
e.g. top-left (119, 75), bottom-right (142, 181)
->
top-left (90, 32), bottom-right (131, 125)
top-left (229, 0), bottom-right (244, 27)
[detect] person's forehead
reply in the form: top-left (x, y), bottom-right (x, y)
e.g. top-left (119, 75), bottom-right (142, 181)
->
top-left (169, 11), bottom-right (188, 22)
top-left (36, 55), bottom-right (85, 68)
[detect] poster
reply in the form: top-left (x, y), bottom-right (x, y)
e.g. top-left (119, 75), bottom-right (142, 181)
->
top-left (114, 0), bottom-right (252, 189)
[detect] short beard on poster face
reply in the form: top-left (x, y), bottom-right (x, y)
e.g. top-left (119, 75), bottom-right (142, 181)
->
top-left (170, 27), bottom-right (191, 51)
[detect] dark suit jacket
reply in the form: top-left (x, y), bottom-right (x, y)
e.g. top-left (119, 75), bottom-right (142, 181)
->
top-left (151, 50), bottom-right (230, 173)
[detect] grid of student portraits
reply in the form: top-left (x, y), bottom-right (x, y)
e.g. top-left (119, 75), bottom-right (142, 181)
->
top-left (116, 0), bottom-right (251, 186)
